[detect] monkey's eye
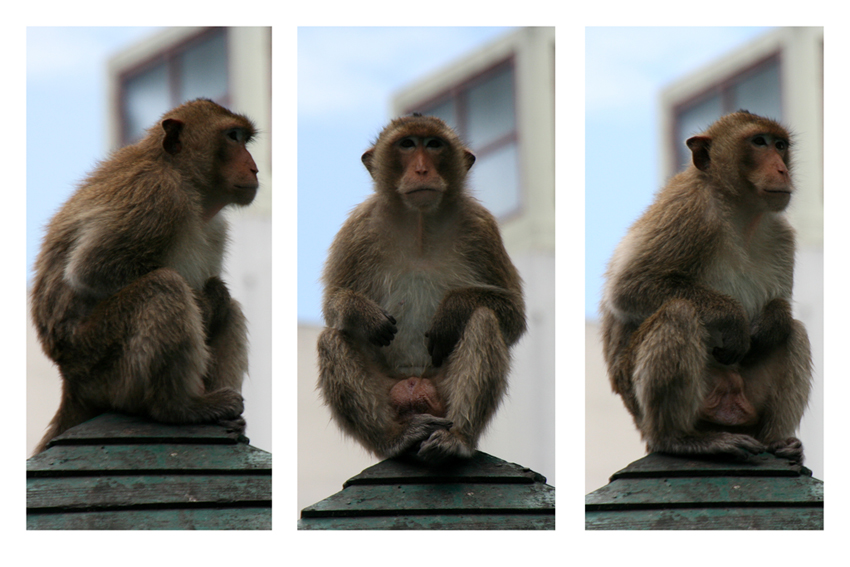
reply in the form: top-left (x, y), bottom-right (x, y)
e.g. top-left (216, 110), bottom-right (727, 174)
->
top-left (775, 140), bottom-right (787, 151)
top-left (399, 138), bottom-right (416, 149)
top-left (226, 128), bottom-right (248, 144)
top-left (752, 136), bottom-right (767, 147)
top-left (425, 138), bottom-right (443, 149)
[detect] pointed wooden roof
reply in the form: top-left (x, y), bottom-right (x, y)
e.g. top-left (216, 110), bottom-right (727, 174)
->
top-left (299, 451), bottom-right (555, 530)
top-left (586, 452), bottom-right (823, 530)
top-left (27, 412), bottom-right (271, 530)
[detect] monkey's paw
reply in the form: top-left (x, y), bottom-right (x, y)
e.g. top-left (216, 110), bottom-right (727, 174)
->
top-left (768, 437), bottom-right (804, 464)
top-left (205, 387), bottom-right (245, 420)
top-left (418, 429), bottom-right (475, 465)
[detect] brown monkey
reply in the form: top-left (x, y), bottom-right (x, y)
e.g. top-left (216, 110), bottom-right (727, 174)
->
top-left (317, 114), bottom-right (526, 465)
top-left (601, 111), bottom-right (812, 463)
top-left (31, 98), bottom-right (259, 454)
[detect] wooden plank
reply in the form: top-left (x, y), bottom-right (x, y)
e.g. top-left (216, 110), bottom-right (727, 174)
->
top-left (27, 443), bottom-right (271, 475)
top-left (299, 513), bottom-right (554, 530)
top-left (46, 413), bottom-right (246, 447)
top-left (27, 474), bottom-right (270, 510)
top-left (586, 507), bottom-right (823, 530)
top-left (344, 451), bottom-right (547, 487)
top-left (585, 476), bottom-right (823, 508)
top-left (301, 482), bottom-right (554, 517)
top-left (611, 452), bottom-right (809, 480)
top-left (28, 507), bottom-right (271, 530)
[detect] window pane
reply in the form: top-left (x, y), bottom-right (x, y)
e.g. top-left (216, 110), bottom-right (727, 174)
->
top-left (124, 63), bottom-right (170, 142)
top-left (675, 94), bottom-right (722, 170)
top-left (422, 99), bottom-right (457, 132)
top-left (180, 32), bottom-right (228, 102)
top-left (470, 142), bottom-right (521, 218)
top-left (467, 67), bottom-right (515, 149)
top-left (732, 62), bottom-right (781, 120)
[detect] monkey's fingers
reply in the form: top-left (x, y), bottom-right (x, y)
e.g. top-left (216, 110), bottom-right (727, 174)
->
top-left (768, 437), bottom-right (804, 464)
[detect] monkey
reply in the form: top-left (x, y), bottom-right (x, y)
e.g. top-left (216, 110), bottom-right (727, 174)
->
top-left (600, 110), bottom-right (812, 464)
top-left (31, 98), bottom-right (259, 455)
top-left (317, 114), bottom-right (526, 465)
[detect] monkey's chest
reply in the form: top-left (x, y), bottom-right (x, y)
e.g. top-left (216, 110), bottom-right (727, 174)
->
top-left (704, 249), bottom-right (791, 319)
top-left (377, 264), bottom-right (476, 375)
top-left (163, 219), bottom-right (227, 290)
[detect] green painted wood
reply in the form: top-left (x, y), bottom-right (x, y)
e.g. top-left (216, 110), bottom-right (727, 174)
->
top-left (299, 513), bottom-right (554, 530)
top-left (302, 482), bottom-right (554, 517)
top-left (610, 452), bottom-right (809, 479)
top-left (27, 413), bottom-right (272, 530)
top-left (28, 443), bottom-right (271, 475)
top-left (299, 451), bottom-right (555, 530)
top-left (585, 507), bottom-right (824, 530)
top-left (27, 507), bottom-right (271, 530)
top-left (344, 451), bottom-right (546, 487)
top-left (585, 452), bottom-right (823, 530)
top-left (28, 474), bottom-right (270, 510)
top-left (586, 476), bottom-right (823, 508)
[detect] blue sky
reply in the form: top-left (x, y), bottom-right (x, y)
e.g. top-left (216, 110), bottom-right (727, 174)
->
top-left (26, 26), bottom-right (773, 325)
top-left (585, 26), bottom-right (771, 319)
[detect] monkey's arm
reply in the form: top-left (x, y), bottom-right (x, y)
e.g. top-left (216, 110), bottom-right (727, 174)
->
top-left (743, 297), bottom-right (794, 363)
top-left (323, 287), bottom-right (397, 346)
top-left (64, 189), bottom-right (191, 298)
top-left (612, 272), bottom-right (750, 365)
top-left (427, 213), bottom-right (526, 366)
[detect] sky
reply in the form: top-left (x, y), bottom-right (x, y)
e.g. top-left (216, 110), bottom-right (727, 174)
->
top-left (24, 26), bottom-right (782, 324)
top-left (297, 27), bottom-right (513, 325)
top-left (26, 27), bottom-right (162, 283)
top-left (585, 26), bottom-right (772, 320)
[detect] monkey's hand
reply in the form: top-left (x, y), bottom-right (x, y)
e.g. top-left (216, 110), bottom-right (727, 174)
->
top-left (418, 429), bottom-right (475, 465)
top-left (768, 437), bottom-right (804, 464)
top-left (198, 277), bottom-right (232, 337)
top-left (706, 305), bottom-right (750, 366)
top-left (364, 306), bottom-right (397, 347)
top-left (744, 298), bottom-right (793, 364)
top-left (426, 296), bottom-right (474, 367)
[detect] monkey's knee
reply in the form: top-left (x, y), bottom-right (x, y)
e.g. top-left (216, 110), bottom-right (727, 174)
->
top-left (632, 300), bottom-right (708, 435)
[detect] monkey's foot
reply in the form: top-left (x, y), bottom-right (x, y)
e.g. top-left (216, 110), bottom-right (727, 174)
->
top-left (417, 429), bottom-right (475, 465)
top-left (217, 415), bottom-right (247, 436)
top-left (651, 432), bottom-right (766, 461)
top-left (768, 437), bottom-right (804, 464)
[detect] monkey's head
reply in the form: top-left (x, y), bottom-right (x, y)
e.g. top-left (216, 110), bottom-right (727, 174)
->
top-left (362, 114), bottom-right (476, 214)
top-left (686, 110), bottom-right (794, 212)
top-left (155, 99), bottom-right (260, 216)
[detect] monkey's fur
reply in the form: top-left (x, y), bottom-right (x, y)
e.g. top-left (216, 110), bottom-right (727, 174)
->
top-left (601, 111), bottom-right (811, 463)
top-left (31, 99), bottom-right (259, 454)
top-left (318, 115), bottom-right (526, 464)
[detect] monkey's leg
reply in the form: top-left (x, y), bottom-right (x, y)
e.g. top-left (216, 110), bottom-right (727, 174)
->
top-left (99, 268), bottom-right (243, 425)
top-left (418, 308), bottom-right (509, 464)
top-left (634, 299), bottom-right (765, 458)
top-left (747, 320), bottom-right (812, 463)
top-left (317, 328), bottom-right (452, 458)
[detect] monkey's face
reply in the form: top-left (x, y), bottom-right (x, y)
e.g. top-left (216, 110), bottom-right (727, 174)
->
top-left (742, 132), bottom-right (793, 211)
top-left (393, 135), bottom-right (450, 213)
top-left (218, 126), bottom-right (260, 207)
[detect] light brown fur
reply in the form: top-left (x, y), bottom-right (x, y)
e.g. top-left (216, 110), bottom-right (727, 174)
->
top-left (318, 115), bottom-right (526, 464)
top-left (31, 99), bottom-right (259, 454)
top-left (601, 111), bottom-right (811, 463)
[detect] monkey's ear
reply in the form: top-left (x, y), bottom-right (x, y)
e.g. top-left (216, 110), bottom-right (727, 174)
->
top-left (686, 135), bottom-right (711, 172)
top-left (463, 150), bottom-right (476, 171)
top-left (161, 118), bottom-right (185, 156)
top-left (361, 148), bottom-right (376, 178)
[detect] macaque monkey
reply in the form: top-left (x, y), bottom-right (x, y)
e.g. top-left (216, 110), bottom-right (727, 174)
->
top-left (31, 99), bottom-right (259, 454)
top-left (318, 114), bottom-right (526, 465)
top-left (601, 111), bottom-right (812, 463)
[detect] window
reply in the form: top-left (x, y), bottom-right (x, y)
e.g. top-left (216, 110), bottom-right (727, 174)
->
top-left (410, 60), bottom-right (521, 219)
top-left (672, 56), bottom-right (782, 171)
top-left (118, 28), bottom-right (229, 144)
